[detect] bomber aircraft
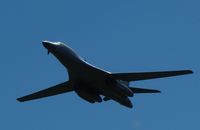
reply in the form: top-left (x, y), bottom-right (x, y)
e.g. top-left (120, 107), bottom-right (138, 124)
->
top-left (17, 41), bottom-right (193, 108)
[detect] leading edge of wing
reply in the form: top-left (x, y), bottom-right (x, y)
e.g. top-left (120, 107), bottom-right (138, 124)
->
top-left (111, 70), bottom-right (193, 81)
top-left (17, 81), bottom-right (73, 102)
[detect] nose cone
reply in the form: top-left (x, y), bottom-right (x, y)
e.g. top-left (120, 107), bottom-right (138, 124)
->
top-left (42, 41), bottom-right (57, 50)
top-left (42, 41), bottom-right (52, 48)
top-left (42, 41), bottom-right (58, 54)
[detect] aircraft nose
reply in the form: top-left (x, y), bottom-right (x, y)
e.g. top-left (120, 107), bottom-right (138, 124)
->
top-left (42, 41), bottom-right (56, 54)
top-left (42, 41), bottom-right (51, 48)
top-left (42, 41), bottom-right (56, 49)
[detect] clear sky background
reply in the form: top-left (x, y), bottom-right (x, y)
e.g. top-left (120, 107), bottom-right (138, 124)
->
top-left (0, 0), bottom-right (199, 130)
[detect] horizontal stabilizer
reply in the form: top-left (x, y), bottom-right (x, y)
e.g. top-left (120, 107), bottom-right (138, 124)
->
top-left (111, 70), bottom-right (193, 81)
top-left (17, 81), bottom-right (73, 102)
top-left (129, 87), bottom-right (161, 93)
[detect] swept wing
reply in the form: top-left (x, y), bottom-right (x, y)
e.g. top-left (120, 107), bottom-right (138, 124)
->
top-left (111, 70), bottom-right (193, 81)
top-left (17, 81), bottom-right (73, 102)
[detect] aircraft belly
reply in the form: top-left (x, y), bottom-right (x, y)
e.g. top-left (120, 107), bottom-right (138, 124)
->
top-left (68, 66), bottom-right (133, 108)
top-left (74, 81), bottom-right (102, 103)
top-left (96, 80), bottom-right (129, 98)
top-left (94, 80), bottom-right (133, 108)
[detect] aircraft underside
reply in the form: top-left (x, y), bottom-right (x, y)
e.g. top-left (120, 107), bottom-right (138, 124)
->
top-left (73, 80), bottom-right (134, 108)
top-left (17, 41), bottom-right (193, 109)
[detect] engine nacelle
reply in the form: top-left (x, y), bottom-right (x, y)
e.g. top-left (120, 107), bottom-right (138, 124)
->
top-left (75, 87), bottom-right (102, 103)
top-left (105, 78), bottom-right (133, 97)
top-left (116, 80), bottom-right (133, 97)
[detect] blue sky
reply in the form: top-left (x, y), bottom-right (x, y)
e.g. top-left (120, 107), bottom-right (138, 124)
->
top-left (0, 0), bottom-right (199, 130)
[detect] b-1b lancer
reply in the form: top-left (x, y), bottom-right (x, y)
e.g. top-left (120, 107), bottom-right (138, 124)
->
top-left (17, 41), bottom-right (193, 108)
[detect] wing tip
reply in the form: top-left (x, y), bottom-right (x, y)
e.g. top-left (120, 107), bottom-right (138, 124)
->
top-left (172, 70), bottom-right (193, 74)
top-left (17, 98), bottom-right (23, 102)
top-left (188, 70), bottom-right (194, 74)
top-left (17, 97), bottom-right (26, 102)
top-left (154, 90), bottom-right (161, 93)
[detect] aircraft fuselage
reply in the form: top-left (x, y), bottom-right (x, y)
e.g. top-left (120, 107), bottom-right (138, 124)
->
top-left (43, 41), bottom-right (133, 108)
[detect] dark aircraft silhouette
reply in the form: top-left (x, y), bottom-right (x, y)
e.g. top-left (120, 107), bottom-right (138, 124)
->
top-left (17, 41), bottom-right (193, 108)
